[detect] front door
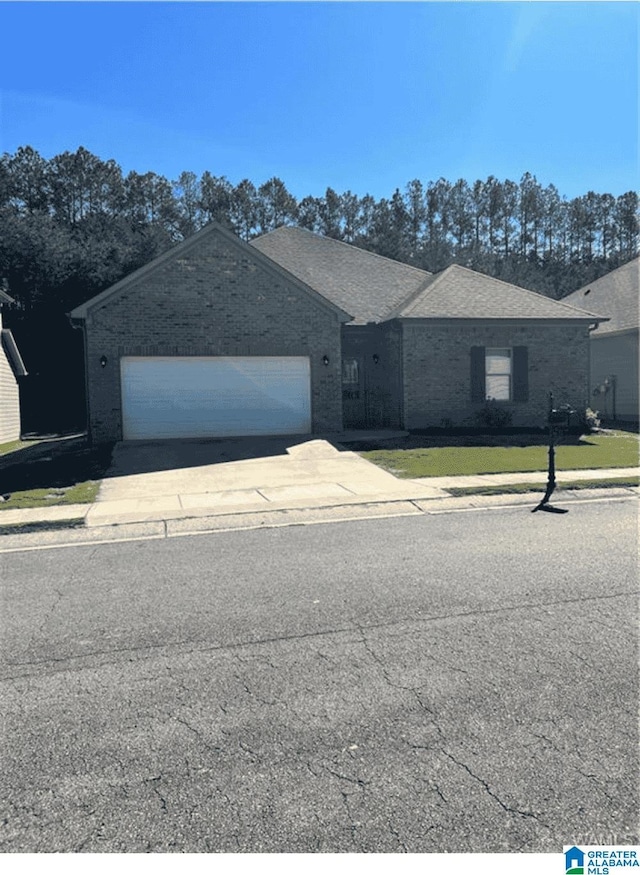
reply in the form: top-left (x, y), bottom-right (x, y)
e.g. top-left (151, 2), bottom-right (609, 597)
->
top-left (341, 356), bottom-right (367, 429)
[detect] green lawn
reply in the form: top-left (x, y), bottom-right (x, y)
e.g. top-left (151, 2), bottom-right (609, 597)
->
top-left (359, 431), bottom-right (640, 479)
top-left (0, 481), bottom-right (101, 511)
top-left (0, 440), bottom-right (112, 511)
top-left (0, 438), bottom-right (42, 457)
top-left (447, 476), bottom-right (639, 497)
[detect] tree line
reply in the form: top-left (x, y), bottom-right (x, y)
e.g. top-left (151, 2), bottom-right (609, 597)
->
top-left (0, 145), bottom-right (637, 432)
top-left (1, 145), bottom-right (638, 315)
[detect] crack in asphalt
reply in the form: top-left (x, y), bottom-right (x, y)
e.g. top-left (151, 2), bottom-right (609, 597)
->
top-left (173, 716), bottom-right (222, 755)
top-left (442, 750), bottom-right (546, 824)
top-left (2, 588), bottom-right (637, 680)
top-left (574, 768), bottom-right (617, 803)
top-left (323, 766), bottom-right (370, 788)
top-left (143, 776), bottom-right (168, 813)
top-left (388, 820), bottom-right (409, 852)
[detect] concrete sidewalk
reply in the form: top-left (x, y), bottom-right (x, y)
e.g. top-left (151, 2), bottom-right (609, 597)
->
top-left (0, 451), bottom-right (637, 532)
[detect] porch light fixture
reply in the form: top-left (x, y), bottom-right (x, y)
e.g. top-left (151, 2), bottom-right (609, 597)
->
top-left (100, 355), bottom-right (108, 368)
top-left (372, 354), bottom-right (380, 364)
top-left (322, 355), bottom-right (330, 366)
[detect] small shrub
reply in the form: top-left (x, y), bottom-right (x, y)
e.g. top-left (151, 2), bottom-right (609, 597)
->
top-left (579, 407), bottom-right (601, 433)
top-left (473, 400), bottom-right (513, 429)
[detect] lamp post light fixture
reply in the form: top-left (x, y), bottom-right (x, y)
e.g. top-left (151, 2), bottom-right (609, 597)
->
top-left (322, 355), bottom-right (330, 366)
top-left (372, 354), bottom-right (380, 364)
top-left (99, 355), bottom-right (108, 368)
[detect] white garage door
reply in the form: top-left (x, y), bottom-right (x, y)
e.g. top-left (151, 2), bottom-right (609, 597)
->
top-left (120, 356), bottom-right (311, 440)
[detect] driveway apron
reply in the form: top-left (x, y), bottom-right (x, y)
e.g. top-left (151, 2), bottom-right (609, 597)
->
top-left (85, 436), bottom-right (447, 526)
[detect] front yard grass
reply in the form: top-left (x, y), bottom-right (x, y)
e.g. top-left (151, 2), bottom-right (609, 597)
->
top-left (0, 442), bottom-right (113, 511)
top-left (0, 438), bottom-right (43, 457)
top-left (0, 481), bottom-right (101, 511)
top-left (447, 475), bottom-right (640, 497)
top-left (356, 431), bottom-right (640, 479)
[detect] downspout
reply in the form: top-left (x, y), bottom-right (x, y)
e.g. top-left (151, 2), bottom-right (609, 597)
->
top-left (69, 315), bottom-right (92, 445)
top-left (587, 322), bottom-right (600, 414)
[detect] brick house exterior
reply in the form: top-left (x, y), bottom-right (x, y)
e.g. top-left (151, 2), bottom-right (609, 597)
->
top-left (254, 228), bottom-right (602, 431)
top-left (71, 223), bottom-right (602, 442)
top-left (70, 223), bottom-right (349, 443)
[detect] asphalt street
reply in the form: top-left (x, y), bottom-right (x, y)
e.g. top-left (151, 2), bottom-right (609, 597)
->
top-left (1, 498), bottom-right (638, 853)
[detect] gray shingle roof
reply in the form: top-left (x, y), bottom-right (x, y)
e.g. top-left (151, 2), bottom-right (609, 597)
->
top-left (561, 257), bottom-right (639, 334)
top-left (251, 226), bottom-right (431, 324)
top-left (396, 264), bottom-right (604, 321)
top-left (252, 228), bottom-right (603, 324)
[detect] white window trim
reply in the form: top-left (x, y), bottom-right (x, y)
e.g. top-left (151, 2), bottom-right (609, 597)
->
top-left (485, 347), bottom-right (512, 401)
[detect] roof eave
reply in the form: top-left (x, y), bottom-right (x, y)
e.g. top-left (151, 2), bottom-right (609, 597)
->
top-left (1, 329), bottom-right (28, 376)
top-left (393, 315), bottom-right (603, 325)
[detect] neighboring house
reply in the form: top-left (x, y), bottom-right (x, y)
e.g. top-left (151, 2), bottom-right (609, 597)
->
top-left (69, 222), bottom-right (603, 443)
top-left (562, 257), bottom-right (639, 423)
top-left (0, 290), bottom-right (28, 443)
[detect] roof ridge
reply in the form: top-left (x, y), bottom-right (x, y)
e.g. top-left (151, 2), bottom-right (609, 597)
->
top-left (399, 264), bottom-right (478, 317)
top-left (255, 226), bottom-right (433, 280)
top-left (447, 264), bottom-right (607, 319)
top-left (395, 262), bottom-right (607, 321)
top-left (389, 266), bottom-right (450, 318)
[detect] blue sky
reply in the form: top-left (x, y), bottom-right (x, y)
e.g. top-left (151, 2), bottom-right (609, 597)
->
top-left (1, 1), bottom-right (637, 201)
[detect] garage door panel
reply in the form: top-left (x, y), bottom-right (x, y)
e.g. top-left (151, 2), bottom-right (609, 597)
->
top-left (121, 357), bottom-right (311, 439)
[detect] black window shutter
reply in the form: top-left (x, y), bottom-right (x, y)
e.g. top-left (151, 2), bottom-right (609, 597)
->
top-left (470, 346), bottom-right (485, 402)
top-left (512, 346), bottom-right (529, 402)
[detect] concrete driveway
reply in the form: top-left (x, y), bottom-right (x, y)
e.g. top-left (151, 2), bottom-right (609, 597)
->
top-left (85, 434), bottom-right (447, 526)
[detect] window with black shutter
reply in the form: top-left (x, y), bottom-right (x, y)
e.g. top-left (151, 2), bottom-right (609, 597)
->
top-left (470, 346), bottom-right (485, 402)
top-left (471, 345), bottom-right (529, 402)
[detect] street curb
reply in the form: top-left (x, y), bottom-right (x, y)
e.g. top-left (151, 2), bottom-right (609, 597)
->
top-left (0, 487), bottom-right (636, 552)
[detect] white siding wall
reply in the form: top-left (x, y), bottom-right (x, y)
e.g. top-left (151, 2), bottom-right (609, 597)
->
top-left (0, 344), bottom-right (21, 442)
top-left (591, 330), bottom-right (639, 421)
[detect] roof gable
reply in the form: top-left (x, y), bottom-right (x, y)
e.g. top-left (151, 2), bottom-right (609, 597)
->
top-left (395, 264), bottom-right (605, 322)
top-left (69, 221), bottom-right (352, 322)
top-left (251, 226), bottom-right (431, 324)
top-left (561, 257), bottom-right (639, 334)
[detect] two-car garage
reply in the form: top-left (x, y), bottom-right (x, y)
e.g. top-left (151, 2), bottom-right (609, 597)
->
top-left (69, 222), bottom-right (346, 442)
top-left (120, 356), bottom-right (312, 440)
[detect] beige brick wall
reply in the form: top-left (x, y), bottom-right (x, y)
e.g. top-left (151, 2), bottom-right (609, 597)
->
top-left (84, 228), bottom-right (343, 442)
top-left (401, 321), bottom-right (590, 429)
